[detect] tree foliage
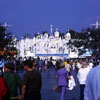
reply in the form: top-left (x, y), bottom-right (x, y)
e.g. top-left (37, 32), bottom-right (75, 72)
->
top-left (69, 28), bottom-right (100, 56)
top-left (0, 25), bottom-right (12, 50)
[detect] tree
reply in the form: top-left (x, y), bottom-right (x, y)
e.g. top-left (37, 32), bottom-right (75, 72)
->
top-left (0, 24), bottom-right (18, 57)
top-left (68, 29), bottom-right (78, 39)
top-left (89, 28), bottom-right (100, 56)
top-left (71, 27), bottom-right (100, 56)
top-left (0, 25), bottom-right (12, 50)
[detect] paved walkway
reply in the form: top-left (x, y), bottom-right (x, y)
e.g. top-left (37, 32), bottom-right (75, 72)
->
top-left (41, 69), bottom-right (80, 100)
top-left (18, 68), bottom-right (80, 100)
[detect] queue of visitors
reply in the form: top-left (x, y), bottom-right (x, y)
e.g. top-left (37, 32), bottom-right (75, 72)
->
top-left (0, 55), bottom-right (100, 100)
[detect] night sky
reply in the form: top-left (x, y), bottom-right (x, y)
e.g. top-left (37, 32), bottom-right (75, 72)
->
top-left (0, 0), bottom-right (100, 39)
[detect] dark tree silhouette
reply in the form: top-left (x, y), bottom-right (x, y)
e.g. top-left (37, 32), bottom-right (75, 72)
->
top-left (0, 25), bottom-right (12, 50)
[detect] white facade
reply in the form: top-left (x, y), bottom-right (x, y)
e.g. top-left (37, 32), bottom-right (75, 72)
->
top-left (15, 27), bottom-right (78, 59)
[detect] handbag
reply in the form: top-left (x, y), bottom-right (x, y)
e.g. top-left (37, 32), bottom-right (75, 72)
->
top-left (67, 76), bottom-right (76, 90)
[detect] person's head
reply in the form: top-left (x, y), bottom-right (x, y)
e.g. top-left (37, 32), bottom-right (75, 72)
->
top-left (32, 62), bottom-right (37, 70)
top-left (60, 63), bottom-right (65, 69)
top-left (67, 60), bottom-right (70, 64)
top-left (82, 61), bottom-right (88, 68)
top-left (23, 60), bottom-right (33, 71)
top-left (4, 63), bottom-right (14, 72)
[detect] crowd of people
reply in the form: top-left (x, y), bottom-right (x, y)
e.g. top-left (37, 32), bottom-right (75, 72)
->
top-left (0, 55), bottom-right (100, 100)
top-left (0, 56), bottom-right (42, 100)
top-left (55, 58), bottom-right (100, 100)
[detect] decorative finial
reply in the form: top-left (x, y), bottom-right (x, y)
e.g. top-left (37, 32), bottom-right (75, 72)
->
top-left (56, 28), bottom-right (58, 31)
top-left (50, 25), bottom-right (53, 34)
top-left (68, 29), bottom-right (70, 33)
top-left (38, 32), bottom-right (40, 34)
top-left (21, 36), bottom-right (24, 39)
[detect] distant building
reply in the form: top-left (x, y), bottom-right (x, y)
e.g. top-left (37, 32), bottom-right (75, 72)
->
top-left (14, 26), bottom-right (78, 59)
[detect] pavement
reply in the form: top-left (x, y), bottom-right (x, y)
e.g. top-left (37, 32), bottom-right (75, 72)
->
top-left (41, 68), bottom-right (80, 100)
top-left (18, 68), bottom-right (80, 100)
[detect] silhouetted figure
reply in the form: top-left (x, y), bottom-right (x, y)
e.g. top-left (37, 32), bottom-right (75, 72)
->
top-left (22, 60), bottom-right (42, 100)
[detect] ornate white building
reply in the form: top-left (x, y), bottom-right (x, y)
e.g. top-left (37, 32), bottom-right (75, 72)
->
top-left (15, 26), bottom-right (78, 59)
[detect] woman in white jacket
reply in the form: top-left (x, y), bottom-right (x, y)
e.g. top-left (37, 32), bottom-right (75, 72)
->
top-left (77, 61), bottom-right (90, 100)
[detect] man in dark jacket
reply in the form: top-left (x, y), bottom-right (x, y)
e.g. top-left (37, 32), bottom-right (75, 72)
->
top-left (21, 60), bottom-right (42, 100)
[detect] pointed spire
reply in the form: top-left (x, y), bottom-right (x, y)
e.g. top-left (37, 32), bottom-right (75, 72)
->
top-left (67, 29), bottom-right (70, 33)
top-left (50, 25), bottom-right (53, 34)
top-left (38, 32), bottom-right (40, 35)
top-left (21, 36), bottom-right (24, 40)
top-left (56, 28), bottom-right (58, 31)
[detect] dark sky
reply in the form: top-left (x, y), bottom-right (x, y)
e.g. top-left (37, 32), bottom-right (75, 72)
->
top-left (0, 0), bottom-right (100, 39)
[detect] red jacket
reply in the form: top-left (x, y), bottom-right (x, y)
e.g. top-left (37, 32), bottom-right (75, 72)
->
top-left (0, 77), bottom-right (7, 100)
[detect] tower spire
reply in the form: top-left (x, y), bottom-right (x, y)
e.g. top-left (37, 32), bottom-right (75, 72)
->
top-left (50, 25), bottom-right (53, 35)
top-left (68, 29), bottom-right (70, 33)
top-left (56, 28), bottom-right (58, 31)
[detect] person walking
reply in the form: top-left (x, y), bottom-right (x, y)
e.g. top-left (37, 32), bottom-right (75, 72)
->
top-left (21, 60), bottom-right (42, 100)
top-left (56, 63), bottom-right (69, 100)
top-left (3, 63), bottom-right (21, 100)
top-left (77, 61), bottom-right (90, 100)
top-left (65, 61), bottom-right (71, 75)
